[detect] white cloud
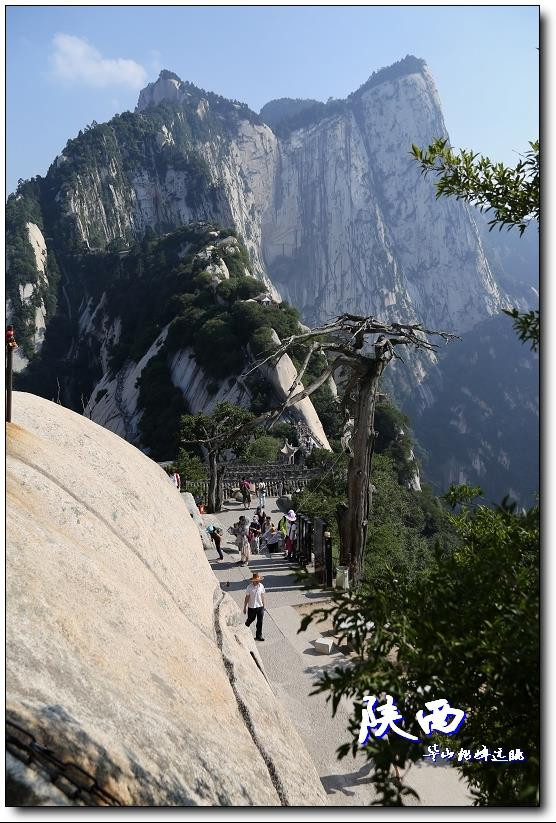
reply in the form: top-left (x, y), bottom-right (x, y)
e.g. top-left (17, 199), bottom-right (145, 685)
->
top-left (51, 33), bottom-right (148, 90)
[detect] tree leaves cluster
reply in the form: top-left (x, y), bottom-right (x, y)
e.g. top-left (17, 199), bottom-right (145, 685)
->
top-left (411, 138), bottom-right (539, 235)
top-left (412, 138), bottom-right (539, 350)
top-left (301, 490), bottom-right (539, 806)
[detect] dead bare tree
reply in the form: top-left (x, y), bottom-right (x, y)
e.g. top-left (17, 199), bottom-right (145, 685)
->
top-left (181, 313), bottom-right (455, 576)
top-left (242, 313), bottom-right (458, 587)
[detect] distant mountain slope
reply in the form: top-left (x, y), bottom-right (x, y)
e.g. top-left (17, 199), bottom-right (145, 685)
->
top-left (475, 214), bottom-right (539, 310)
top-left (407, 313), bottom-right (539, 507)
top-left (15, 222), bottom-right (330, 459)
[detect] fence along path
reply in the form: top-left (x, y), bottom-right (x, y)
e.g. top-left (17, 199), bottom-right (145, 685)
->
top-left (182, 466), bottom-right (318, 502)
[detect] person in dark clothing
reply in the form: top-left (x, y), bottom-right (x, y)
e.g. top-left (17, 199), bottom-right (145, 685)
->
top-left (256, 505), bottom-right (266, 532)
top-left (208, 525), bottom-right (224, 561)
top-left (239, 477), bottom-right (251, 509)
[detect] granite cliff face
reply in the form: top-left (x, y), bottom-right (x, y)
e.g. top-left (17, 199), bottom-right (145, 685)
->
top-left (14, 222), bottom-right (330, 458)
top-left (6, 222), bottom-right (49, 372)
top-left (7, 392), bottom-right (327, 806)
top-left (262, 65), bottom-right (504, 332)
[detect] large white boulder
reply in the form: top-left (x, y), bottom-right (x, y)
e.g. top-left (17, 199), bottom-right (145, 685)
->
top-left (6, 392), bottom-right (327, 806)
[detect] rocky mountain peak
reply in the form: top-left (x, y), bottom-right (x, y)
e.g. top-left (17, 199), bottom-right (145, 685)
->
top-left (136, 69), bottom-right (188, 111)
top-left (350, 54), bottom-right (428, 98)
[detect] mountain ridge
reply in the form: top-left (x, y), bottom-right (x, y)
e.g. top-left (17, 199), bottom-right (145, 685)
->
top-left (6, 55), bottom-right (537, 499)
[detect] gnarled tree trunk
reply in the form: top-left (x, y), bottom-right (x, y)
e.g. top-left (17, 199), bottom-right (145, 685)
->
top-left (216, 464), bottom-right (227, 513)
top-left (207, 450), bottom-right (218, 513)
top-left (337, 349), bottom-right (391, 587)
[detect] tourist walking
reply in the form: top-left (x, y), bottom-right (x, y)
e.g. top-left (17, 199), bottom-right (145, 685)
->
top-left (278, 513), bottom-right (288, 538)
top-left (243, 573), bottom-right (266, 641)
top-left (207, 524), bottom-right (224, 561)
top-left (256, 505), bottom-right (266, 533)
top-left (235, 516), bottom-right (250, 565)
top-left (257, 480), bottom-right (267, 509)
top-left (172, 471), bottom-right (181, 491)
top-left (239, 477), bottom-right (251, 510)
top-left (263, 524), bottom-right (282, 555)
top-left (248, 515), bottom-right (261, 555)
top-left (284, 510), bottom-right (297, 560)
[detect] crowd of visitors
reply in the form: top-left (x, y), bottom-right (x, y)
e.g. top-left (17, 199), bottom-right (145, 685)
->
top-left (201, 482), bottom-right (300, 646)
top-left (212, 481), bottom-right (298, 566)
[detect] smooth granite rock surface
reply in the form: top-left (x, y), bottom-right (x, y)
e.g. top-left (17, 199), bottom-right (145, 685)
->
top-left (6, 392), bottom-right (327, 806)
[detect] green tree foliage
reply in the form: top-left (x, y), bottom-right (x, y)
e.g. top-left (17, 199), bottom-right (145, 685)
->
top-left (412, 138), bottom-right (539, 350)
top-left (411, 138), bottom-right (539, 234)
top-left (293, 403), bottom-right (457, 578)
top-left (244, 434), bottom-right (282, 465)
top-left (194, 317), bottom-right (243, 378)
top-left (137, 353), bottom-right (187, 460)
top-left (175, 448), bottom-right (206, 482)
top-left (374, 401), bottom-right (416, 486)
top-left (180, 402), bottom-right (255, 511)
top-left (180, 402), bottom-right (255, 455)
top-left (295, 450), bottom-right (456, 581)
top-left (293, 449), bottom-right (348, 545)
top-left (270, 421), bottom-right (299, 446)
top-left (365, 455), bottom-right (451, 584)
top-left (301, 490), bottom-right (539, 806)
top-left (309, 382), bottom-right (342, 441)
top-left (503, 308), bottom-right (539, 353)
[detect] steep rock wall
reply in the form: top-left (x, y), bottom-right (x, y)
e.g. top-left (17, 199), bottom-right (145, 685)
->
top-left (6, 392), bottom-right (327, 806)
top-left (263, 68), bottom-right (505, 331)
top-left (86, 329), bottom-right (330, 453)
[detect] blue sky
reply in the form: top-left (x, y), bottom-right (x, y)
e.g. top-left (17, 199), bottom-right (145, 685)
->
top-left (6, 5), bottom-right (539, 196)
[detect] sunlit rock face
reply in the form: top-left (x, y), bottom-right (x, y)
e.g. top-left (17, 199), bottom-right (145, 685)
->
top-left (6, 222), bottom-right (49, 372)
top-left (261, 66), bottom-right (504, 332)
top-left (6, 392), bottom-right (327, 807)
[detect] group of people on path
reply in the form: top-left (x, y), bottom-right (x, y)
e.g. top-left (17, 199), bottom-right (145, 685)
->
top-left (239, 477), bottom-right (267, 510)
top-left (231, 507), bottom-right (297, 565)
top-left (206, 483), bottom-right (299, 644)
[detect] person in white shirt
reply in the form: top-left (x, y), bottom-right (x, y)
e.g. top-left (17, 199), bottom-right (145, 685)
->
top-left (257, 481), bottom-right (266, 509)
top-left (243, 573), bottom-right (266, 641)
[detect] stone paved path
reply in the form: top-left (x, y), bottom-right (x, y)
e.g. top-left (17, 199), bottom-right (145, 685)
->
top-left (203, 496), bottom-right (471, 807)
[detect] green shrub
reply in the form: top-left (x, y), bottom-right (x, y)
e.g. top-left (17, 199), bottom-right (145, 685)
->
top-left (137, 351), bottom-right (187, 459)
top-left (249, 326), bottom-right (278, 357)
top-left (176, 448), bottom-right (206, 481)
top-left (244, 434), bottom-right (282, 465)
top-left (193, 317), bottom-right (243, 377)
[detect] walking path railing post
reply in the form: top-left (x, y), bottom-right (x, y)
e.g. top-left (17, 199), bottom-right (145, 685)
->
top-left (324, 530), bottom-right (333, 588)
